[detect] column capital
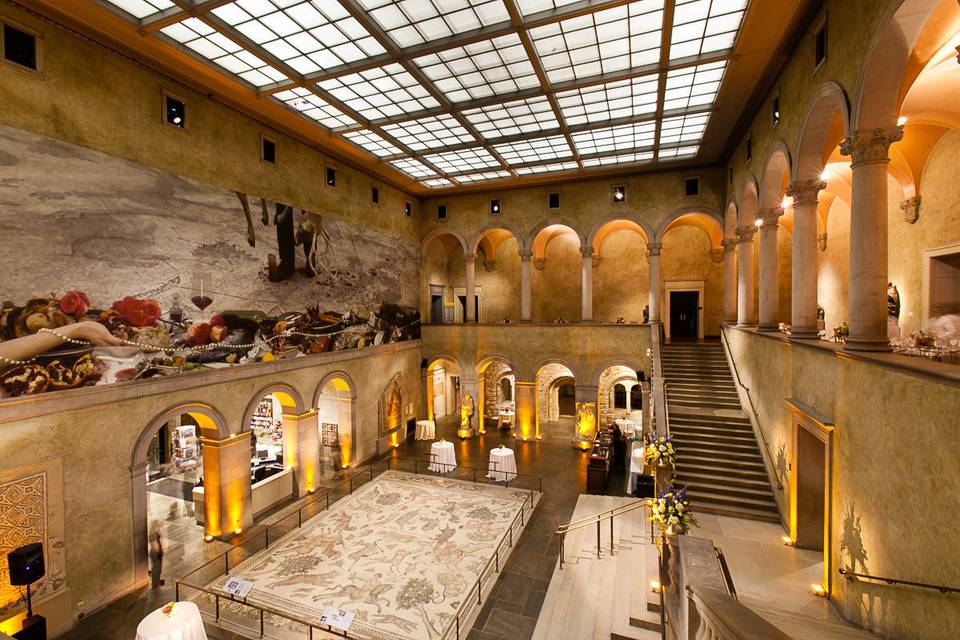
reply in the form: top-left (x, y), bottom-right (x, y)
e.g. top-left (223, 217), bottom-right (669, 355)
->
top-left (464, 252), bottom-right (476, 264)
top-left (759, 207), bottom-right (782, 227)
top-left (579, 245), bottom-right (595, 258)
top-left (721, 238), bottom-right (738, 251)
top-left (736, 225), bottom-right (757, 242)
top-left (900, 196), bottom-right (921, 224)
top-left (840, 127), bottom-right (903, 165)
top-left (646, 241), bottom-right (662, 257)
top-left (519, 249), bottom-right (533, 260)
top-left (787, 179), bottom-right (826, 205)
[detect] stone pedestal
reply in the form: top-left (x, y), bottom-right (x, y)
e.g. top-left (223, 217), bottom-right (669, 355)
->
top-left (281, 410), bottom-right (320, 496)
top-left (648, 242), bottom-right (663, 323)
top-left (788, 180), bottom-right (825, 339)
top-left (199, 432), bottom-right (254, 539)
top-left (574, 384), bottom-right (599, 446)
top-left (757, 208), bottom-right (782, 331)
top-left (736, 225), bottom-right (757, 326)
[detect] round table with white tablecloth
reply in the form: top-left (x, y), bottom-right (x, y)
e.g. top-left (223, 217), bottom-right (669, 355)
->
top-left (486, 446), bottom-right (517, 482)
top-left (136, 601), bottom-right (207, 640)
top-left (415, 419), bottom-right (436, 440)
top-left (428, 440), bottom-right (456, 473)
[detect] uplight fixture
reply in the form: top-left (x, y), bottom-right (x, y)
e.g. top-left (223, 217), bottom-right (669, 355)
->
top-left (897, 116), bottom-right (908, 126)
top-left (754, 218), bottom-right (763, 227)
top-left (650, 580), bottom-right (662, 593)
top-left (781, 535), bottom-right (795, 546)
top-left (810, 583), bottom-right (827, 597)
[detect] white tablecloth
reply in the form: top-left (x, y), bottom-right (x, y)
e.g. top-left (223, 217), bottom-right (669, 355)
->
top-left (615, 419), bottom-right (636, 435)
top-left (428, 441), bottom-right (456, 473)
top-left (415, 420), bottom-right (436, 440)
top-left (497, 411), bottom-right (515, 429)
top-left (136, 602), bottom-right (207, 640)
top-left (486, 447), bottom-right (517, 482)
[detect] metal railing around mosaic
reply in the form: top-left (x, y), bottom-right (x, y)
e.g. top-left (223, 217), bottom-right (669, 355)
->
top-left (175, 453), bottom-right (543, 639)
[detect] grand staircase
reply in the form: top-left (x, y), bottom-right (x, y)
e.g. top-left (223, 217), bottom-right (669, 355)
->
top-left (661, 341), bottom-right (781, 524)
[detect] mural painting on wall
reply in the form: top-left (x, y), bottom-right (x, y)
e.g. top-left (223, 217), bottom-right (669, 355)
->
top-left (379, 373), bottom-right (403, 437)
top-left (0, 125), bottom-right (419, 399)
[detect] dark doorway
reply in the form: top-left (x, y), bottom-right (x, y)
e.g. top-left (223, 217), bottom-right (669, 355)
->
top-left (796, 426), bottom-right (826, 551)
top-left (456, 294), bottom-right (480, 323)
top-left (557, 382), bottom-right (576, 417)
top-left (670, 291), bottom-right (699, 337)
top-left (430, 293), bottom-right (444, 324)
top-left (630, 385), bottom-right (642, 410)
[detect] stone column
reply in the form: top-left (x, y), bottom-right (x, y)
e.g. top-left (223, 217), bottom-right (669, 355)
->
top-left (840, 127), bottom-right (903, 351)
top-left (757, 208), bottom-right (783, 331)
top-left (647, 242), bottom-right (663, 323)
top-left (787, 179), bottom-right (826, 339)
top-left (520, 249), bottom-right (532, 322)
top-left (514, 380), bottom-right (537, 441)
top-left (580, 245), bottom-right (594, 322)
top-left (199, 432), bottom-right (254, 539)
top-left (464, 253), bottom-right (476, 323)
top-left (722, 239), bottom-right (738, 323)
top-left (736, 225), bottom-right (758, 326)
top-left (574, 384), bottom-right (599, 446)
top-left (281, 410), bottom-right (320, 496)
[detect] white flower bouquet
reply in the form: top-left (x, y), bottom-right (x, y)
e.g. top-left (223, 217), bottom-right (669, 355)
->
top-left (644, 434), bottom-right (676, 467)
top-left (649, 485), bottom-right (697, 535)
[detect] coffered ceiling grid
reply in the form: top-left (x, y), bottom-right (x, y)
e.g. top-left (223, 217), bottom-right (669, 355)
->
top-left (100, 0), bottom-right (750, 188)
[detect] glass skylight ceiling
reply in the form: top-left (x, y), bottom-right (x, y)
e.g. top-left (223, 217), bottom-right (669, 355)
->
top-left (99, 0), bottom-right (749, 188)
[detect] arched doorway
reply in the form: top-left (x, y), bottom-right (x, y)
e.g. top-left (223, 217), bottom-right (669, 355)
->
top-left (536, 362), bottom-right (576, 440)
top-left (529, 223), bottom-right (583, 322)
top-left (472, 227), bottom-right (523, 323)
top-left (597, 365), bottom-right (641, 426)
top-left (477, 357), bottom-right (516, 434)
top-left (316, 374), bottom-right (356, 472)
top-left (426, 356), bottom-right (462, 426)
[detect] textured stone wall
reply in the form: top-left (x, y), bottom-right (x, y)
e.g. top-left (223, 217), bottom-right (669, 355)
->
top-left (661, 225), bottom-right (724, 335)
top-left (594, 230), bottom-right (649, 323)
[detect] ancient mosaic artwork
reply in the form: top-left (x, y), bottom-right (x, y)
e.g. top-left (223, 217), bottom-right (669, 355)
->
top-left (207, 471), bottom-right (534, 640)
top-left (0, 473), bottom-right (46, 610)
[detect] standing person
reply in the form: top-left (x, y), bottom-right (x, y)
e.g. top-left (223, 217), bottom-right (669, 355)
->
top-left (148, 530), bottom-right (165, 588)
top-left (611, 424), bottom-right (626, 471)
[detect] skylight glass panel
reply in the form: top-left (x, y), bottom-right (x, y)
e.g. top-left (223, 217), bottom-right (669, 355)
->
top-left (343, 129), bottom-right (403, 157)
top-left (658, 112), bottom-right (709, 146)
top-left (358, 0), bottom-right (510, 48)
top-left (462, 96), bottom-right (559, 139)
top-left (414, 34), bottom-right (539, 103)
top-left (515, 161), bottom-right (579, 175)
top-left (211, 1), bottom-right (385, 76)
top-left (670, 0), bottom-right (746, 60)
top-left (382, 115), bottom-right (476, 151)
top-left (424, 147), bottom-right (501, 173)
top-left (658, 145), bottom-right (700, 159)
top-left (161, 18), bottom-right (287, 87)
top-left (317, 64), bottom-right (440, 120)
top-left (664, 60), bottom-right (726, 111)
top-left (515, 0), bottom-right (582, 16)
top-left (455, 170), bottom-right (513, 183)
top-left (571, 121), bottom-right (656, 156)
top-left (390, 157), bottom-right (438, 178)
top-left (529, 0), bottom-right (663, 84)
top-left (556, 74), bottom-right (658, 126)
top-left (103, 0), bottom-right (175, 19)
top-left (422, 177), bottom-right (455, 188)
top-left (582, 150), bottom-right (654, 166)
top-left (273, 86), bottom-right (357, 129)
top-left (494, 136), bottom-right (572, 165)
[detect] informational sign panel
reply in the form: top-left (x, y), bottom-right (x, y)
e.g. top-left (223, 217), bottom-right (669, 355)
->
top-left (224, 577), bottom-right (254, 598)
top-left (319, 607), bottom-right (355, 632)
top-left (321, 422), bottom-right (339, 446)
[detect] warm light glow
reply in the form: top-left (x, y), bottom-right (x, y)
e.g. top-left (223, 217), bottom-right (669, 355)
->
top-left (754, 217), bottom-right (762, 227)
top-left (0, 613), bottom-right (26, 634)
top-left (307, 487), bottom-right (315, 494)
top-left (204, 534), bottom-right (214, 543)
top-left (650, 580), bottom-right (661, 593)
top-left (458, 428), bottom-right (473, 439)
top-left (780, 195), bottom-right (793, 209)
top-left (342, 463), bottom-right (350, 469)
top-left (810, 583), bottom-right (827, 597)
top-left (820, 170), bottom-right (831, 181)
top-left (897, 115), bottom-right (908, 126)
top-left (234, 528), bottom-right (242, 535)
top-left (781, 535), bottom-right (795, 546)
top-left (578, 440), bottom-right (592, 451)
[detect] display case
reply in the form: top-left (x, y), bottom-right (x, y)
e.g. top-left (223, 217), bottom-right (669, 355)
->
top-left (171, 424), bottom-right (198, 470)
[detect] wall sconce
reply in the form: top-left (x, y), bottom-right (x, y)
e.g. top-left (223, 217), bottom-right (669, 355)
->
top-left (612, 185), bottom-right (626, 203)
top-left (490, 199), bottom-right (501, 215)
top-left (650, 580), bottom-right (661, 593)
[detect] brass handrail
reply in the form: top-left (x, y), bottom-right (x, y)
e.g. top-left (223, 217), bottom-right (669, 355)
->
top-left (719, 326), bottom-right (783, 489)
top-left (839, 569), bottom-right (960, 594)
top-left (715, 546), bottom-right (737, 600)
top-left (555, 500), bottom-right (653, 569)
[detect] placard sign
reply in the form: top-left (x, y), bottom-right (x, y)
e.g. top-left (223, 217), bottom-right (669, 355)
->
top-left (321, 422), bottom-right (339, 447)
top-left (319, 607), bottom-right (355, 632)
top-left (224, 577), bottom-right (254, 598)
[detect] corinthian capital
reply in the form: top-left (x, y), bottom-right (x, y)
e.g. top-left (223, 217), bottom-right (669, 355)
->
top-left (646, 241), bottom-right (663, 257)
top-left (787, 179), bottom-right (826, 206)
top-left (840, 127), bottom-right (904, 165)
top-left (900, 196), bottom-right (921, 224)
top-left (722, 238), bottom-right (738, 252)
top-left (580, 245), bottom-right (595, 259)
top-left (736, 225), bottom-right (757, 242)
top-left (759, 207), bottom-right (782, 227)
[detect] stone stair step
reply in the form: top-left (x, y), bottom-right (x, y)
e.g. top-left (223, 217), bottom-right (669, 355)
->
top-left (670, 412), bottom-right (751, 425)
top-left (675, 444), bottom-right (763, 459)
top-left (677, 479), bottom-right (775, 501)
top-left (690, 502), bottom-right (784, 524)
top-left (681, 488), bottom-right (779, 513)
top-left (675, 462), bottom-right (769, 480)
top-left (670, 428), bottom-right (757, 443)
top-left (678, 471), bottom-right (773, 491)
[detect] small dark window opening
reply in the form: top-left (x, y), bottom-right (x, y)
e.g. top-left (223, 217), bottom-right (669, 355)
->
top-left (729, 167), bottom-right (734, 185)
top-left (372, 186), bottom-right (380, 204)
top-left (772, 96), bottom-right (781, 126)
top-left (261, 138), bottom-right (277, 164)
top-left (165, 95), bottom-right (185, 128)
top-left (814, 19), bottom-right (828, 67)
top-left (548, 192), bottom-right (560, 209)
top-left (684, 177), bottom-right (700, 197)
top-left (326, 167), bottom-right (336, 187)
top-left (404, 201), bottom-right (412, 216)
top-left (745, 136), bottom-right (752, 163)
top-left (490, 199), bottom-right (501, 215)
top-left (612, 185), bottom-right (626, 203)
top-left (3, 24), bottom-right (37, 70)
top-left (437, 204), bottom-right (447, 219)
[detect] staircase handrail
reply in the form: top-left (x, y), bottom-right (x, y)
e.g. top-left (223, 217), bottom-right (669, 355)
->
top-left (839, 568), bottom-right (960, 594)
top-left (650, 322), bottom-right (669, 436)
top-left (684, 585), bottom-right (792, 640)
top-left (556, 498), bottom-right (651, 534)
top-left (715, 546), bottom-right (737, 600)
top-left (719, 326), bottom-right (783, 490)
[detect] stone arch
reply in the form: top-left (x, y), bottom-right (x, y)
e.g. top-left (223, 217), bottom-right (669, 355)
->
top-left (525, 218), bottom-right (586, 253)
top-left (759, 139), bottom-right (793, 210)
top-left (655, 209), bottom-right (724, 249)
top-left (241, 383), bottom-right (306, 432)
top-left (533, 356), bottom-right (582, 382)
top-left (130, 401), bottom-right (229, 585)
top-left (425, 352), bottom-right (464, 374)
top-left (313, 371), bottom-right (358, 404)
top-left (589, 359), bottom-right (646, 386)
top-left (426, 353), bottom-right (463, 421)
top-left (421, 227), bottom-right (468, 256)
top-left (477, 355), bottom-right (517, 433)
top-left (853, 0), bottom-right (943, 131)
top-left (469, 224), bottom-right (525, 256)
top-left (586, 214), bottom-right (654, 254)
top-left (724, 200), bottom-right (739, 238)
top-left (794, 81), bottom-right (852, 182)
top-left (738, 175), bottom-right (761, 227)
top-left (314, 372), bottom-right (357, 470)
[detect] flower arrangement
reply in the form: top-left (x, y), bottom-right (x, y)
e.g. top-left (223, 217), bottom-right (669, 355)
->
top-left (644, 434), bottom-right (676, 468)
top-left (111, 296), bottom-right (162, 327)
top-left (649, 485), bottom-right (697, 536)
top-left (58, 291), bottom-right (90, 318)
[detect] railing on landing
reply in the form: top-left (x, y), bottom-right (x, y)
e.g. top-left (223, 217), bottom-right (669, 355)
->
top-left (553, 499), bottom-right (654, 570)
top-left (718, 325), bottom-right (783, 490)
top-left (839, 569), bottom-right (960, 594)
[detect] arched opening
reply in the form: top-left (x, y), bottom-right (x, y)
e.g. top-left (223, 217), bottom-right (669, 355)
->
top-left (758, 143), bottom-right (794, 329)
top-left (591, 219), bottom-right (650, 322)
top-left (426, 356), bottom-right (462, 426)
top-left (473, 228), bottom-right (523, 322)
top-left (530, 223), bottom-right (582, 322)
top-left (659, 213), bottom-right (724, 338)
top-left (477, 357), bottom-right (516, 434)
top-left (597, 365), bottom-right (641, 427)
top-left (536, 362), bottom-right (576, 440)
top-left (737, 178), bottom-right (761, 325)
top-left (316, 374), bottom-right (356, 472)
top-left (421, 230), bottom-right (468, 323)
top-left (613, 383), bottom-right (627, 409)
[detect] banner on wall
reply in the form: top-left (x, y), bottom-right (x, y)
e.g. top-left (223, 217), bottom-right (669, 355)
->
top-left (321, 423), bottom-right (339, 446)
